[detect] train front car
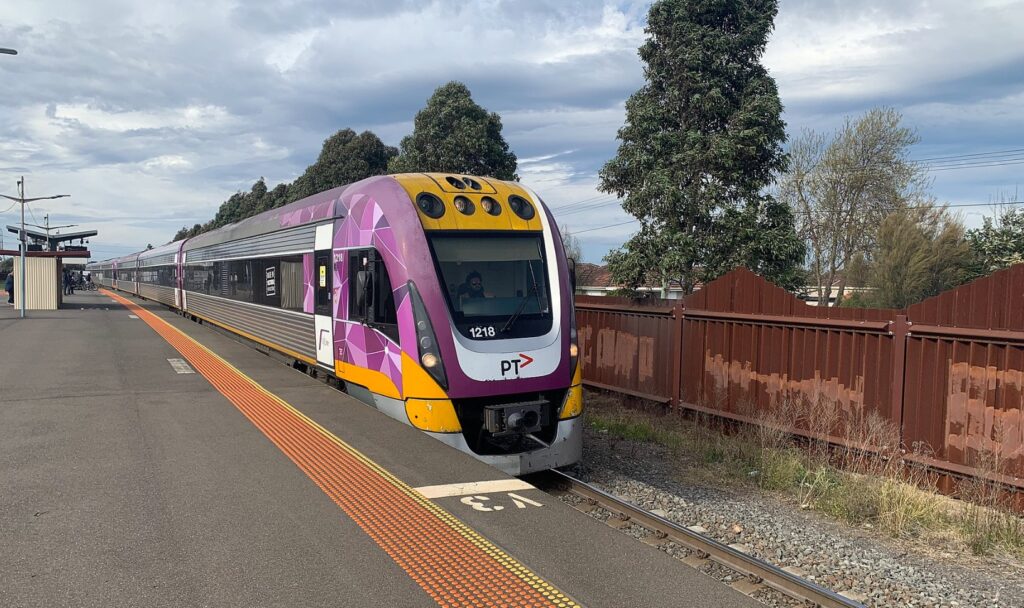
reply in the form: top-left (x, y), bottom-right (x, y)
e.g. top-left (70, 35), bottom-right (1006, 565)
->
top-left (340, 174), bottom-right (582, 475)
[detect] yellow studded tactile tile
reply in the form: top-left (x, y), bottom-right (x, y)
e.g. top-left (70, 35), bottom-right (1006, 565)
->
top-left (101, 290), bottom-right (580, 608)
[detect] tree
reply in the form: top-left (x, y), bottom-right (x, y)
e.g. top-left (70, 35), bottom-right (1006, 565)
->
top-left (779, 108), bottom-right (927, 305)
top-left (172, 128), bottom-right (396, 240)
top-left (966, 205), bottom-right (1024, 276)
top-left (599, 0), bottom-right (803, 293)
top-left (864, 206), bottom-right (972, 308)
top-left (291, 129), bottom-right (397, 200)
top-left (388, 82), bottom-right (518, 180)
top-left (559, 224), bottom-right (582, 261)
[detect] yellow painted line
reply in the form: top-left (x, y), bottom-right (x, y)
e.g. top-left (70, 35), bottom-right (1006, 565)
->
top-left (99, 290), bottom-right (581, 608)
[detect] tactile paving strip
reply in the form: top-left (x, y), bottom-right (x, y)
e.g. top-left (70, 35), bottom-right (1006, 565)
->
top-left (102, 290), bottom-right (580, 608)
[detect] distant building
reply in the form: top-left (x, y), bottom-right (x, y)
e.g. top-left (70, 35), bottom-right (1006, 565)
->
top-left (797, 284), bottom-right (876, 306)
top-left (574, 263), bottom-right (690, 300)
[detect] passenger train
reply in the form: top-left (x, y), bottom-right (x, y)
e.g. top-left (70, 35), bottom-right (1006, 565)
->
top-left (87, 174), bottom-right (582, 475)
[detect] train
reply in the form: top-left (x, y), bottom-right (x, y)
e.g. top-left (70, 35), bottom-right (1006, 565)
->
top-left (87, 173), bottom-right (583, 475)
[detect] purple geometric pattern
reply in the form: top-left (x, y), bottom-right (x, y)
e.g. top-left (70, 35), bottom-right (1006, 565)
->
top-left (342, 322), bottom-right (403, 390)
top-left (331, 194), bottom-right (412, 393)
top-left (302, 253), bottom-right (314, 314)
top-left (281, 198), bottom-right (336, 228)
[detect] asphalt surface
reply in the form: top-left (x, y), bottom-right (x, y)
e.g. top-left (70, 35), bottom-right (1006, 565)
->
top-left (0, 291), bottom-right (760, 608)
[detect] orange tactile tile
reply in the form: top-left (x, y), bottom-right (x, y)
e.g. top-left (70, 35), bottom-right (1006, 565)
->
top-left (101, 290), bottom-right (580, 608)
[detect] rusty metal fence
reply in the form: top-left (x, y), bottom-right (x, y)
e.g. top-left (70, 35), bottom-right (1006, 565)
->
top-left (575, 266), bottom-right (1024, 488)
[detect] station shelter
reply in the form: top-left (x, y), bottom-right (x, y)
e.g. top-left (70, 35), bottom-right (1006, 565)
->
top-left (2, 225), bottom-right (96, 311)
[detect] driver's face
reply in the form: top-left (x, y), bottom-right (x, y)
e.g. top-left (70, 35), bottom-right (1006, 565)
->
top-left (469, 278), bottom-right (483, 292)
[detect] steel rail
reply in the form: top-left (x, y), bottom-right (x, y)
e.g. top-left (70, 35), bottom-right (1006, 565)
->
top-left (538, 470), bottom-right (864, 608)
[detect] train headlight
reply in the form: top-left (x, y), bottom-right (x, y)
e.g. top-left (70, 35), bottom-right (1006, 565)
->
top-left (454, 196), bottom-right (474, 215)
top-left (508, 195), bottom-right (535, 220)
top-left (569, 308), bottom-right (579, 379)
top-left (408, 281), bottom-right (448, 389)
top-left (481, 196), bottom-right (501, 216)
top-left (416, 193), bottom-right (445, 218)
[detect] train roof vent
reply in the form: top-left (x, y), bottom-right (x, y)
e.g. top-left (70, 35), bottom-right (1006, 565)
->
top-left (420, 172), bottom-right (497, 194)
top-left (445, 176), bottom-right (466, 189)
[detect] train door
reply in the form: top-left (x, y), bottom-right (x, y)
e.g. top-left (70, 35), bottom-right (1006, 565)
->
top-left (174, 250), bottom-right (182, 308)
top-left (313, 223), bottom-right (334, 368)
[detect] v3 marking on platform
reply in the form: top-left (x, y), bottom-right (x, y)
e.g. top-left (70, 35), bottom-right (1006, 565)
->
top-left (99, 290), bottom-right (581, 608)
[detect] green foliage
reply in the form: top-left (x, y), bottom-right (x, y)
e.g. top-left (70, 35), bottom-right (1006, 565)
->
top-left (388, 82), bottom-right (518, 180)
top-left (171, 129), bottom-right (396, 241)
top-left (781, 108), bottom-right (928, 305)
top-left (600, 0), bottom-right (802, 293)
top-left (291, 129), bottom-right (397, 200)
top-left (853, 206), bottom-right (973, 309)
top-left (758, 447), bottom-right (805, 491)
top-left (966, 207), bottom-right (1024, 277)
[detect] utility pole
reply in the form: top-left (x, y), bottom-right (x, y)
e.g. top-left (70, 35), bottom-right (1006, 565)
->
top-left (27, 213), bottom-right (77, 251)
top-left (0, 177), bottom-right (70, 318)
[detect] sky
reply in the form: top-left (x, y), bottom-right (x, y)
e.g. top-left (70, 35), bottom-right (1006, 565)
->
top-left (1, 0), bottom-right (1022, 263)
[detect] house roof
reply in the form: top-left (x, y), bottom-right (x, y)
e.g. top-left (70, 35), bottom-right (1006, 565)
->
top-left (576, 262), bottom-right (615, 288)
top-left (575, 262), bottom-right (694, 291)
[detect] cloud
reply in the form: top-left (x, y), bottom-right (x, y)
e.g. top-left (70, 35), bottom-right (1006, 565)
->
top-left (1, 0), bottom-right (1022, 263)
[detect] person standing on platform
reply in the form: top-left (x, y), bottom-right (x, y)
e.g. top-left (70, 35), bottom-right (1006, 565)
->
top-left (5, 272), bottom-right (13, 305)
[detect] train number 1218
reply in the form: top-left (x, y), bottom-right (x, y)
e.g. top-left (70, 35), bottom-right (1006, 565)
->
top-left (469, 326), bottom-right (497, 338)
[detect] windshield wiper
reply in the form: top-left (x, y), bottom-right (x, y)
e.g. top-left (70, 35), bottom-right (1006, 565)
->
top-left (500, 261), bottom-right (543, 334)
top-left (500, 291), bottom-right (533, 334)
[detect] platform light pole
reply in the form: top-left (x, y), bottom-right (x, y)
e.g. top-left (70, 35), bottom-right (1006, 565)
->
top-left (1, 177), bottom-right (70, 318)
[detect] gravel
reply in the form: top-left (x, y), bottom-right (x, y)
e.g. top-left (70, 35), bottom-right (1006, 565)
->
top-left (563, 426), bottom-right (1024, 608)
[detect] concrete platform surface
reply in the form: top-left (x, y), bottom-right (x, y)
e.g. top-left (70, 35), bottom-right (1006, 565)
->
top-left (0, 290), bottom-right (760, 608)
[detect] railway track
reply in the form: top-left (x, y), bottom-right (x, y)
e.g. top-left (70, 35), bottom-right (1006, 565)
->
top-left (534, 470), bottom-right (864, 608)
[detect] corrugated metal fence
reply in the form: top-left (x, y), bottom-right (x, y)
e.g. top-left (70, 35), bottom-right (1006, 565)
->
top-left (576, 266), bottom-right (1024, 487)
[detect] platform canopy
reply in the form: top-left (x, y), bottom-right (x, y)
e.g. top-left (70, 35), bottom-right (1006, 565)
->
top-left (6, 224), bottom-right (97, 252)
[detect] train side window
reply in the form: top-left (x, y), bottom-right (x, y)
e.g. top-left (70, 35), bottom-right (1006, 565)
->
top-left (278, 256), bottom-right (304, 311)
top-left (348, 249), bottom-right (399, 342)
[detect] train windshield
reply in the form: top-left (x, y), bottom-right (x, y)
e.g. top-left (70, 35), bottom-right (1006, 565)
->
top-left (430, 234), bottom-right (553, 340)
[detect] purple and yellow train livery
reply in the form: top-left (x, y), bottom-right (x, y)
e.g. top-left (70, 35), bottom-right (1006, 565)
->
top-left (88, 174), bottom-right (583, 474)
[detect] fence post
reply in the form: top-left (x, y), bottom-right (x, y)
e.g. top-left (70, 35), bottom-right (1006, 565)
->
top-left (890, 314), bottom-right (909, 436)
top-left (670, 303), bottom-right (684, 407)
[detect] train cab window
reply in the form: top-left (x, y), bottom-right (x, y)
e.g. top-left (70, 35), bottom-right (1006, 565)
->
top-left (348, 249), bottom-right (399, 342)
top-left (429, 233), bottom-right (553, 340)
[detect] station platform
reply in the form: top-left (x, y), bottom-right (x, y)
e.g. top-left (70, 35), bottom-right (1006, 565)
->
top-left (0, 290), bottom-right (759, 608)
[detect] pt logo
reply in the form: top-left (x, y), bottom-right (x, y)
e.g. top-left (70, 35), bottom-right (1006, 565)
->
top-left (500, 353), bottom-right (534, 378)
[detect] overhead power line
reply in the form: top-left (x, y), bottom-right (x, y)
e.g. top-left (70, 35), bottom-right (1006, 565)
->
top-left (910, 147), bottom-right (1024, 163)
top-left (547, 146), bottom-right (1024, 212)
top-left (564, 198), bottom-right (1024, 236)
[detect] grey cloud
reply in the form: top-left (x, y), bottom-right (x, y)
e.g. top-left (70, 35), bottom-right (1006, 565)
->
top-left (2, 0), bottom-right (1022, 254)
top-left (230, 0), bottom-right (430, 33)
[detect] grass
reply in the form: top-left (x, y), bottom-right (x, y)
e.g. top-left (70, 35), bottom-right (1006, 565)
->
top-left (583, 391), bottom-right (1024, 559)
